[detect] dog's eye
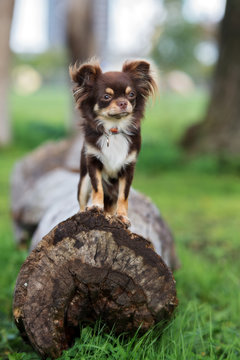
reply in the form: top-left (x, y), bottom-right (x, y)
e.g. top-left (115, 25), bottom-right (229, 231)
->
top-left (103, 94), bottom-right (111, 100)
top-left (128, 91), bottom-right (135, 98)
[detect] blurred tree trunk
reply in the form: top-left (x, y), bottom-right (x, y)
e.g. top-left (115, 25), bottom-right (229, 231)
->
top-left (66, 0), bottom-right (96, 64)
top-left (0, 0), bottom-right (15, 146)
top-left (66, 0), bottom-right (97, 130)
top-left (181, 0), bottom-right (240, 154)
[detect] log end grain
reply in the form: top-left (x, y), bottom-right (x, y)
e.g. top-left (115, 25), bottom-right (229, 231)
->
top-left (13, 208), bottom-right (178, 359)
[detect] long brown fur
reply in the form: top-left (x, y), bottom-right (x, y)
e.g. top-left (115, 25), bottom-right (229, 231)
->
top-left (70, 59), bottom-right (157, 226)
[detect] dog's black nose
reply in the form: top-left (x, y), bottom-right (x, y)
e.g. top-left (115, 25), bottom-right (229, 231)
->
top-left (117, 100), bottom-right (128, 110)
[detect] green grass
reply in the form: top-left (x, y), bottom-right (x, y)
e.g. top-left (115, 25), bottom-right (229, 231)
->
top-left (0, 87), bottom-right (239, 359)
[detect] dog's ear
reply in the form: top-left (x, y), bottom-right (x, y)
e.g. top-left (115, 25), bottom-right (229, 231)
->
top-left (122, 60), bottom-right (157, 98)
top-left (69, 59), bottom-right (102, 101)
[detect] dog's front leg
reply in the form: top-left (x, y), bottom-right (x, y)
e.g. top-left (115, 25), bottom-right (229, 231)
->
top-left (88, 157), bottom-right (104, 210)
top-left (91, 169), bottom-right (104, 209)
top-left (116, 164), bottom-right (134, 226)
top-left (78, 148), bottom-right (91, 211)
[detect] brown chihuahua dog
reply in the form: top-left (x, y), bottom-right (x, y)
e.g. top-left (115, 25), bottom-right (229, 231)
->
top-left (70, 59), bottom-right (157, 225)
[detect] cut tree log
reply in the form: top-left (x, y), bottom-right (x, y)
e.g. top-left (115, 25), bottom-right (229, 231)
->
top-left (10, 140), bottom-right (179, 270)
top-left (13, 208), bottom-right (178, 360)
top-left (28, 169), bottom-right (179, 270)
top-left (11, 134), bottom-right (180, 270)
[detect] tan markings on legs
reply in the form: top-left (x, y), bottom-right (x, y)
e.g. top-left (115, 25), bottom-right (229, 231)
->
top-left (116, 177), bottom-right (128, 218)
top-left (92, 169), bottom-right (104, 209)
top-left (79, 174), bottom-right (91, 211)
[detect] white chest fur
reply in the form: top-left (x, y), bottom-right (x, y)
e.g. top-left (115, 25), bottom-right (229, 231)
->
top-left (86, 134), bottom-right (136, 178)
top-left (98, 134), bottom-right (130, 177)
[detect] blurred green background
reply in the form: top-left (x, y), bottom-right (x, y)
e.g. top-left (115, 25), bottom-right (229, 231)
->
top-left (0, 0), bottom-right (239, 359)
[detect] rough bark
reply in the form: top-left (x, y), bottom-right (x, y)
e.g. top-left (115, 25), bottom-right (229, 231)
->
top-left (181, 0), bottom-right (240, 154)
top-left (13, 208), bottom-right (178, 359)
top-left (0, 0), bottom-right (15, 145)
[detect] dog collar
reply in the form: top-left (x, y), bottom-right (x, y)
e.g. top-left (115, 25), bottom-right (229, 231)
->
top-left (106, 127), bottom-right (122, 147)
top-left (109, 127), bottom-right (119, 134)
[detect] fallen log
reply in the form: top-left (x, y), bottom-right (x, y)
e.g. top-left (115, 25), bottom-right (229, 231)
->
top-left (28, 169), bottom-right (179, 270)
top-left (11, 160), bottom-right (179, 269)
top-left (13, 208), bottom-right (178, 359)
top-left (10, 135), bottom-right (179, 270)
top-left (11, 135), bottom-right (83, 244)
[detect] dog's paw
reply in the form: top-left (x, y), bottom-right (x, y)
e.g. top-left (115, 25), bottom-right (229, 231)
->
top-left (117, 215), bottom-right (131, 228)
top-left (78, 208), bottom-right (86, 213)
top-left (86, 205), bottom-right (104, 212)
top-left (104, 213), bottom-right (113, 221)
